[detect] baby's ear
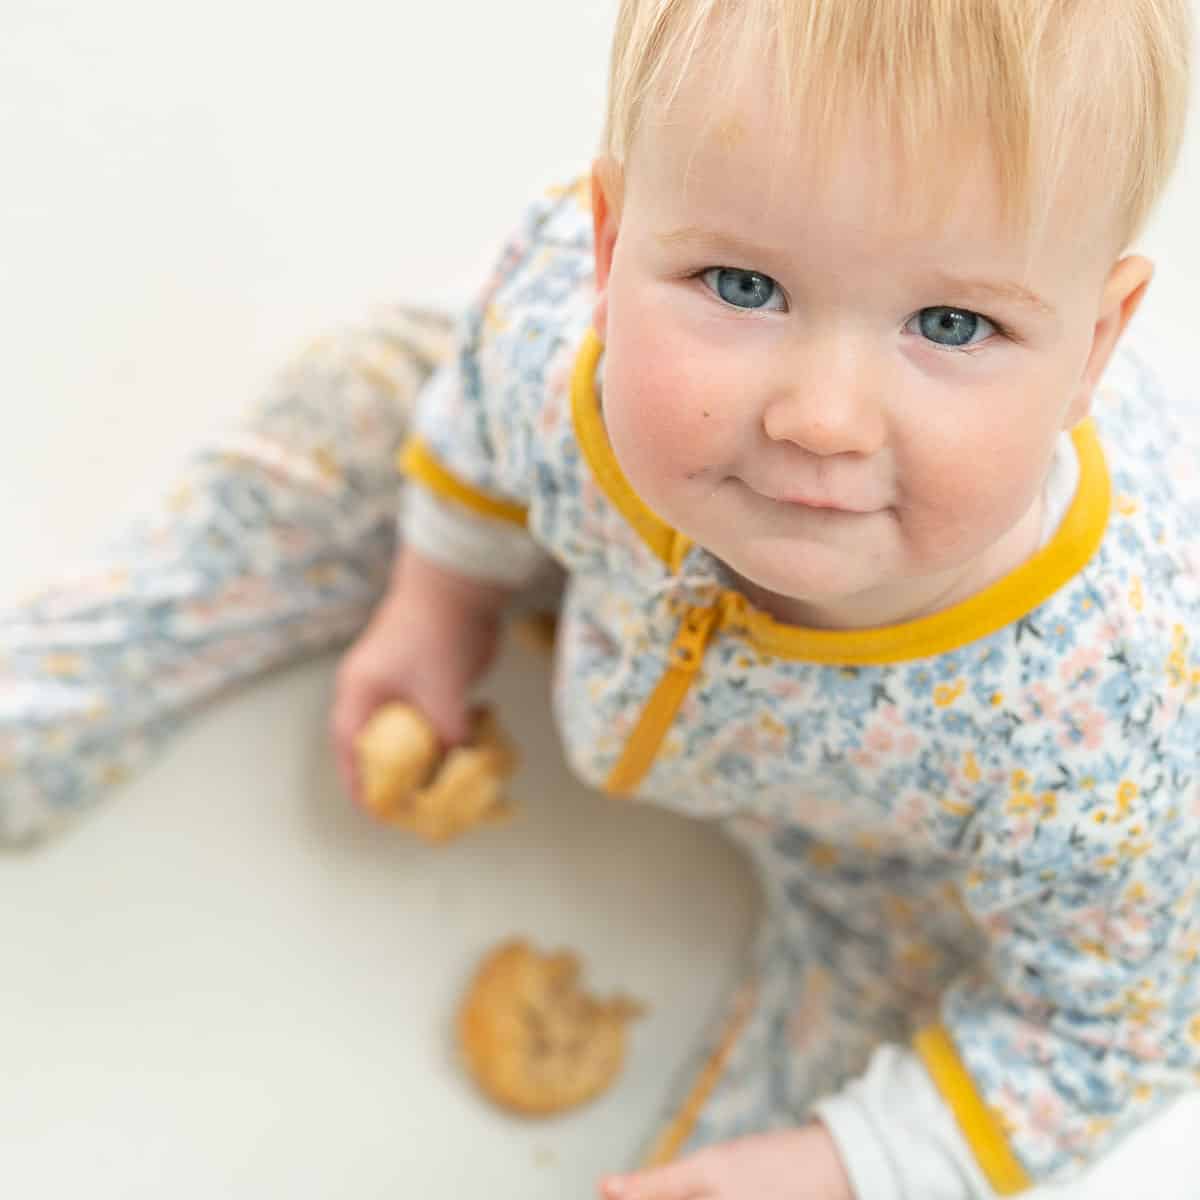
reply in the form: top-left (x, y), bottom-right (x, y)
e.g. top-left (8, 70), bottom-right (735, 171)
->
top-left (1069, 255), bottom-right (1154, 426)
top-left (590, 157), bottom-right (624, 339)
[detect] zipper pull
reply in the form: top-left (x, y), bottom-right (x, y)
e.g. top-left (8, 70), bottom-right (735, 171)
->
top-left (669, 604), bottom-right (722, 670)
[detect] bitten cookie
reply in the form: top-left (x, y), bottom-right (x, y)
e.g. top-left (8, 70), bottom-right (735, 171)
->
top-left (457, 939), bottom-right (644, 1115)
top-left (354, 704), bottom-right (519, 843)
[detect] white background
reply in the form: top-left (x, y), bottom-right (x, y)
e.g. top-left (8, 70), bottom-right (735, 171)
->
top-left (1, 2), bottom-right (1199, 1197)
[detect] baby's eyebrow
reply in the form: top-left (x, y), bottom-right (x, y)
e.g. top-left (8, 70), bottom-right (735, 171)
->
top-left (926, 272), bottom-right (1056, 318)
top-left (655, 226), bottom-right (778, 263)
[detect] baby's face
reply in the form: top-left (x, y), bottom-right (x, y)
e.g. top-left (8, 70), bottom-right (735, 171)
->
top-left (593, 80), bottom-right (1144, 629)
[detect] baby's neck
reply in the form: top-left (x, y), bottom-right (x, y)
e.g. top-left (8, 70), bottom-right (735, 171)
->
top-left (735, 494), bottom-right (1046, 632)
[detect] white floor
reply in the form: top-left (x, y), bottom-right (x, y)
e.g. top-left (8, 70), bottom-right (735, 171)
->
top-left (2, 3), bottom-right (1199, 1197)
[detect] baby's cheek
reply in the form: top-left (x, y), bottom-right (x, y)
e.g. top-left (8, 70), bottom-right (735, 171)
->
top-left (899, 434), bottom-right (1046, 565)
top-left (605, 340), bottom-right (726, 497)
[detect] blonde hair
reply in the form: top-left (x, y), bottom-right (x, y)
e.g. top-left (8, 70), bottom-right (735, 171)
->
top-left (602, 0), bottom-right (1192, 250)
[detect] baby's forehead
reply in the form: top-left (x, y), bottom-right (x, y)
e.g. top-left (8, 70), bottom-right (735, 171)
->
top-left (630, 87), bottom-right (1118, 270)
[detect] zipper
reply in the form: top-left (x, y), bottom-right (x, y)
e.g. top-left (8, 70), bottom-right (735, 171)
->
top-left (605, 602), bottom-right (723, 795)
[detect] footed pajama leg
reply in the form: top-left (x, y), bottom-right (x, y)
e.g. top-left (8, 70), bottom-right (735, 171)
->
top-left (639, 816), bottom-right (985, 1166)
top-left (0, 307), bottom-right (453, 846)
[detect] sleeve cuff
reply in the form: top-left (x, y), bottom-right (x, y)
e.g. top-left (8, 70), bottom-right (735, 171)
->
top-left (815, 1087), bottom-right (903, 1200)
top-left (402, 483), bottom-right (546, 589)
top-left (813, 1044), bottom-right (999, 1200)
top-left (398, 436), bottom-right (528, 527)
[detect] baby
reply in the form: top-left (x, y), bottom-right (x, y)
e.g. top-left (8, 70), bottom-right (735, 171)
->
top-left (3, 1), bottom-right (1197, 1197)
top-left (333, 1), bottom-right (1200, 1195)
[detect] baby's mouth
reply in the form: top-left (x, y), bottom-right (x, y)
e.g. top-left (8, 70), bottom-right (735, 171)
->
top-left (742, 479), bottom-right (880, 515)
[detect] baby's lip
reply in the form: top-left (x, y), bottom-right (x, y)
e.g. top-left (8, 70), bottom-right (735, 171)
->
top-left (747, 481), bottom-right (880, 514)
top-left (775, 492), bottom-right (857, 511)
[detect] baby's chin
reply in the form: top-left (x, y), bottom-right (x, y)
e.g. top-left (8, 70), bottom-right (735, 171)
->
top-left (704, 537), bottom-right (889, 628)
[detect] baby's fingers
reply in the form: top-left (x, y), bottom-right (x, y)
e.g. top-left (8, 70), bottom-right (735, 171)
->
top-left (599, 1166), bottom-right (705, 1200)
top-left (329, 676), bottom-right (389, 809)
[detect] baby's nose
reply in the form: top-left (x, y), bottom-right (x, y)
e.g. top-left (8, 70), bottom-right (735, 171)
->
top-left (763, 392), bottom-right (887, 457)
top-left (761, 350), bottom-right (887, 456)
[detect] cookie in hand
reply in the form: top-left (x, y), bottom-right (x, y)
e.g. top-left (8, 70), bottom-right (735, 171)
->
top-left (354, 704), bottom-right (518, 843)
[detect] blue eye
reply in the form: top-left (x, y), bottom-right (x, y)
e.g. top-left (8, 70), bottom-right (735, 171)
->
top-left (912, 306), bottom-right (996, 348)
top-left (702, 268), bottom-right (785, 311)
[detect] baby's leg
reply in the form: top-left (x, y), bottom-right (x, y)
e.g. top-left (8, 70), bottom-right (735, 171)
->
top-left (0, 307), bottom-right (453, 847)
top-left (638, 818), bottom-right (984, 1166)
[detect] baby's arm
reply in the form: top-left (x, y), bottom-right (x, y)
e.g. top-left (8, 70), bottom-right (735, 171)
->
top-left (332, 191), bottom-right (564, 802)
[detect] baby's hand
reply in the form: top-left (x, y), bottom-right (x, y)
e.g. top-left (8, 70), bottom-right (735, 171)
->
top-left (330, 546), bottom-right (509, 808)
top-left (599, 1124), bottom-right (854, 1200)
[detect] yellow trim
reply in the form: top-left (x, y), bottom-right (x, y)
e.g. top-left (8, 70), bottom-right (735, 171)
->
top-left (398, 437), bottom-right (528, 527)
top-left (569, 329), bottom-right (1112, 666)
top-left (605, 603), bottom-right (723, 794)
top-left (640, 980), bottom-right (760, 1167)
top-left (914, 1025), bottom-right (1032, 1195)
top-left (571, 330), bottom-right (692, 569)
